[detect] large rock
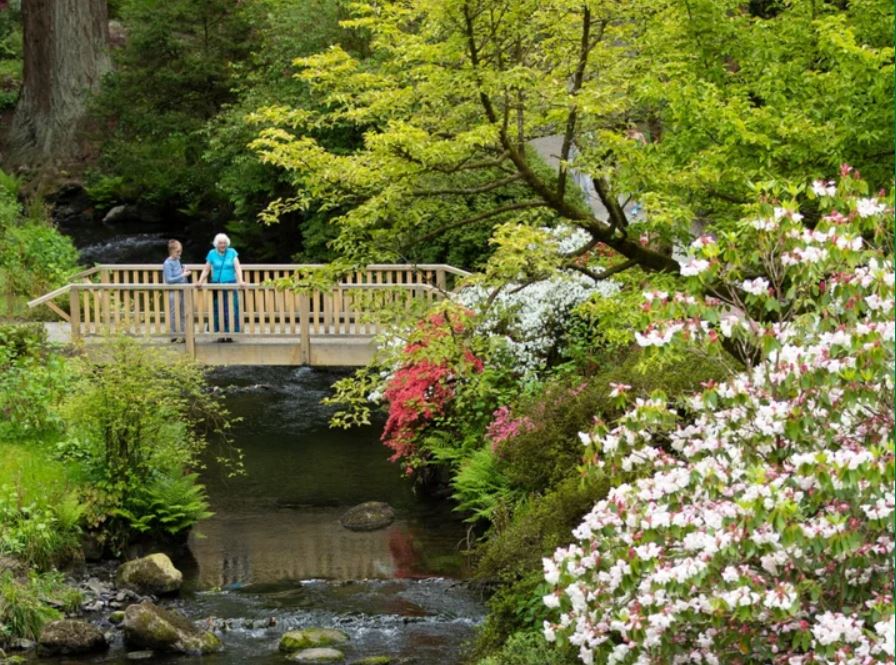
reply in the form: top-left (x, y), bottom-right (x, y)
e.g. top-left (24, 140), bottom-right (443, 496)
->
top-left (279, 628), bottom-right (349, 652)
top-left (38, 619), bottom-right (108, 656)
top-left (288, 647), bottom-right (345, 663)
top-left (339, 502), bottom-right (395, 532)
top-left (115, 553), bottom-right (182, 595)
top-left (122, 601), bottom-right (222, 655)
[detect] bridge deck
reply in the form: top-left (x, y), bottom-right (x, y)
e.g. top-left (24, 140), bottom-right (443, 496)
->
top-left (43, 322), bottom-right (376, 366)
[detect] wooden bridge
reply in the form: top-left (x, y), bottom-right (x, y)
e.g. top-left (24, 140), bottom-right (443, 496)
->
top-left (29, 264), bottom-right (469, 366)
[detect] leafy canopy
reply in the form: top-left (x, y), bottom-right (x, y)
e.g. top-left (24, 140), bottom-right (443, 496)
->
top-left (252, 0), bottom-right (893, 275)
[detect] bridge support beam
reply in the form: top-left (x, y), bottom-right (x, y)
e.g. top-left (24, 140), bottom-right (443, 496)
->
top-left (69, 287), bottom-right (80, 343)
top-left (184, 287), bottom-right (195, 358)
top-left (299, 293), bottom-right (311, 364)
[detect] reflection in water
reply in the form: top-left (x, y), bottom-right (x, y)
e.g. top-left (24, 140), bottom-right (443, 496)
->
top-left (186, 367), bottom-right (471, 588)
top-left (189, 509), bottom-right (453, 587)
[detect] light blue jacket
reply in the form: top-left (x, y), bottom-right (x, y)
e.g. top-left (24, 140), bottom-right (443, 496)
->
top-left (163, 257), bottom-right (188, 284)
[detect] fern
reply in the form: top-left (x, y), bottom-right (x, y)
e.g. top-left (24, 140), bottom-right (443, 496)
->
top-left (452, 447), bottom-right (524, 523)
top-left (121, 473), bottom-right (213, 536)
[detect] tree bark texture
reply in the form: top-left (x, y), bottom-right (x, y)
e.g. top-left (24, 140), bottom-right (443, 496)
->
top-left (7, 0), bottom-right (110, 166)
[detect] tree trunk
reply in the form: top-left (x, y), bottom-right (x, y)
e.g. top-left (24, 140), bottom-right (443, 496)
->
top-left (6, 0), bottom-right (110, 167)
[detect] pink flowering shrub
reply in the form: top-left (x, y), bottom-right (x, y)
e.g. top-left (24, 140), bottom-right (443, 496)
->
top-left (381, 304), bottom-right (485, 471)
top-left (543, 173), bottom-right (895, 664)
top-left (486, 405), bottom-right (535, 453)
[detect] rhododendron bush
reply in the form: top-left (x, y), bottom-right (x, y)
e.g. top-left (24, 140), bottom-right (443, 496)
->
top-left (376, 303), bottom-right (504, 472)
top-left (543, 173), bottom-right (895, 664)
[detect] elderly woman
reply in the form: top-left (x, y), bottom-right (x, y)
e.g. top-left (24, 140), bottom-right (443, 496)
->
top-left (197, 233), bottom-right (246, 341)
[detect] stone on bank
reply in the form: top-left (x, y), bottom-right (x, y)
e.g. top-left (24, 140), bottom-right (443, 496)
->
top-left (115, 553), bottom-right (183, 595)
top-left (37, 619), bottom-right (108, 656)
top-left (123, 601), bottom-right (222, 655)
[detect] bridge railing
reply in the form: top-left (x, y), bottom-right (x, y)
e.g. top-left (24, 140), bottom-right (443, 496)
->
top-left (68, 263), bottom-right (468, 290)
top-left (29, 264), bottom-right (471, 359)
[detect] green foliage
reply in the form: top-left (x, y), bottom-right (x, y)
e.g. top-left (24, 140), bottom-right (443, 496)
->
top-left (474, 630), bottom-right (580, 665)
top-left (476, 477), bottom-right (606, 583)
top-left (91, 0), bottom-right (255, 207)
top-left (0, 438), bottom-right (86, 571)
top-left (0, 324), bottom-right (71, 438)
top-left (0, 4), bottom-right (21, 110)
top-left (252, 0), bottom-right (893, 278)
top-left (469, 477), bottom-right (607, 658)
top-left (58, 339), bottom-right (235, 545)
top-left (204, 0), bottom-right (362, 231)
top-left (0, 173), bottom-right (80, 319)
top-left (0, 571), bottom-right (82, 645)
top-left (0, 322), bottom-right (46, 361)
top-left (497, 380), bottom-right (608, 493)
top-left (0, 221), bottom-right (81, 299)
top-left (0, 488), bottom-right (83, 571)
top-left (450, 447), bottom-right (520, 524)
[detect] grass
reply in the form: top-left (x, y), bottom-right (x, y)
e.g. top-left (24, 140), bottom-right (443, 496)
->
top-left (0, 441), bottom-right (86, 570)
top-left (0, 440), bottom-right (83, 507)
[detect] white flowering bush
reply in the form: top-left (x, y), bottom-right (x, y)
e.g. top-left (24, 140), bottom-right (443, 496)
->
top-left (455, 273), bottom-right (618, 375)
top-left (543, 171), bottom-right (895, 664)
top-left (455, 224), bottom-right (618, 374)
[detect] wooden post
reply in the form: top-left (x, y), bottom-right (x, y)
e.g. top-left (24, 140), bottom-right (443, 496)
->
top-left (299, 292), bottom-right (311, 365)
top-left (69, 286), bottom-right (81, 344)
top-left (436, 268), bottom-right (447, 293)
top-left (184, 286), bottom-right (195, 358)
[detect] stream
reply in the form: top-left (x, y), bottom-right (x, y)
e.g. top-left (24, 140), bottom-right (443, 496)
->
top-left (33, 367), bottom-right (483, 664)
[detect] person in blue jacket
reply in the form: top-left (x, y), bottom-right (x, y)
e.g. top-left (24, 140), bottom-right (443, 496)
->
top-left (162, 239), bottom-right (191, 342)
top-left (197, 233), bottom-right (246, 341)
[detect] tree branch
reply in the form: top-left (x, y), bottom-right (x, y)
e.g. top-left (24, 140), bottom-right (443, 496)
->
top-left (568, 259), bottom-right (636, 282)
top-left (464, 2), bottom-right (498, 124)
top-left (592, 176), bottom-right (629, 234)
top-left (558, 10), bottom-right (602, 200)
top-left (411, 200), bottom-right (547, 245)
top-left (463, 0), bottom-right (681, 276)
top-left (562, 235), bottom-right (600, 259)
top-left (411, 174), bottom-right (522, 197)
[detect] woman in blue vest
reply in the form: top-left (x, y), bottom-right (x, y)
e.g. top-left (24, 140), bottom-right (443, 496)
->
top-left (197, 233), bottom-right (246, 341)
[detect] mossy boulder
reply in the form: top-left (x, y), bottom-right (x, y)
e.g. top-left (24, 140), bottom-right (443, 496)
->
top-left (109, 611), bottom-right (125, 624)
top-left (279, 628), bottom-right (349, 652)
top-left (115, 553), bottom-right (183, 595)
top-left (38, 619), bottom-right (108, 655)
top-left (352, 657), bottom-right (392, 665)
top-left (288, 647), bottom-right (345, 663)
top-left (122, 601), bottom-right (221, 655)
top-left (339, 502), bottom-right (395, 531)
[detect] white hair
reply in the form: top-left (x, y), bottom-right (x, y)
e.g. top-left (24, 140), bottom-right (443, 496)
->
top-left (212, 233), bottom-right (231, 247)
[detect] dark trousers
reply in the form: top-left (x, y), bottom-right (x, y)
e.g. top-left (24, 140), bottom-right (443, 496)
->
top-left (212, 287), bottom-right (240, 333)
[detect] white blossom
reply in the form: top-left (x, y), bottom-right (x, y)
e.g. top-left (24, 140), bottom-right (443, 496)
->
top-left (856, 197), bottom-right (886, 218)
